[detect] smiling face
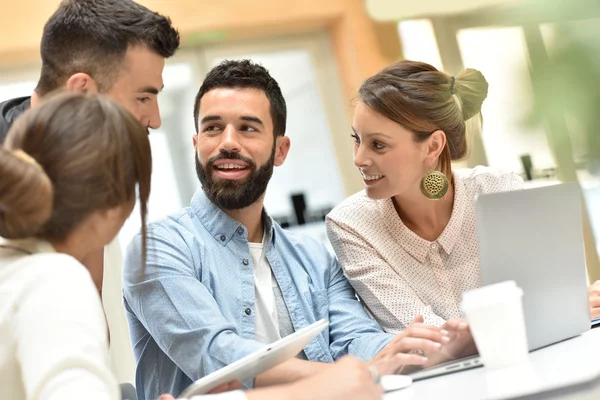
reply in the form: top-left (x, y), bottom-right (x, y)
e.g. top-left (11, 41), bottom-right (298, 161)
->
top-left (352, 102), bottom-right (442, 200)
top-left (193, 87), bottom-right (290, 210)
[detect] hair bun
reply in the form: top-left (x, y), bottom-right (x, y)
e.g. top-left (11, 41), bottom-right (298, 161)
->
top-left (454, 68), bottom-right (489, 121)
top-left (0, 147), bottom-right (53, 239)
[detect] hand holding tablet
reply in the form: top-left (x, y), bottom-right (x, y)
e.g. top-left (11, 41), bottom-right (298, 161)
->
top-left (179, 319), bottom-right (329, 397)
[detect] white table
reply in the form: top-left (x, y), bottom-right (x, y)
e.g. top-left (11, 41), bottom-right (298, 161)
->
top-left (384, 328), bottom-right (600, 400)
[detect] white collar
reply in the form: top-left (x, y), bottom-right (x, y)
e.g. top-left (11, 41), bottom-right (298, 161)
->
top-left (0, 237), bottom-right (56, 255)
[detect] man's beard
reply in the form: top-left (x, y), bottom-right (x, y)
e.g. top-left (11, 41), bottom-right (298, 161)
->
top-left (195, 148), bottom-right (275, 210)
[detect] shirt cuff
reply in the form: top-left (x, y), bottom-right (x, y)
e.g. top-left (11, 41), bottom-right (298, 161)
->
top-left (351, 332), bottom-right (394, 361)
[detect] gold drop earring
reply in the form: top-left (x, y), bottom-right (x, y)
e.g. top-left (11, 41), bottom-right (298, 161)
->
top-left (420, 170), bottom-right (449, 200)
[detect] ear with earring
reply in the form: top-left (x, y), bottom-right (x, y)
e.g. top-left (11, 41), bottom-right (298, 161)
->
top-left (420, 169), bottom-right (449, 200)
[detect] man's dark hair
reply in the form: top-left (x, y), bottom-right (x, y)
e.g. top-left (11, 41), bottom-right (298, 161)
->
top-left (35, 0), bottom-right (180, 95)
top-left (193, 60), bottom-right (287, 137)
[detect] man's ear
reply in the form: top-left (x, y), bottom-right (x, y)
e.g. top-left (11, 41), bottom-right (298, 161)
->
top-left (65, 73), bottom-right (100, 94)
top-left (274, 136), bottom-right (291, 167)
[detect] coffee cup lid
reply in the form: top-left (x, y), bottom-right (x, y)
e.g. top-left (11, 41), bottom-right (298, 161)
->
top-left (461, 280), bottom-right (523, 312)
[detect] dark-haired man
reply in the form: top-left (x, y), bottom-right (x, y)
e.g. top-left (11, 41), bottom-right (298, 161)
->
top-left (0, 0), bottom-right (179, 296)
top-left (0, 0), bottom-right (180, 385)
top-left (123, 59), bottom-right (446, 400)
top-left (0, 0), bottom-right (180, 141)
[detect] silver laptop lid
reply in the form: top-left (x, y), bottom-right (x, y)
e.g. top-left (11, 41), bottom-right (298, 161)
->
top-left (476, 182), bottom-right (590, 350)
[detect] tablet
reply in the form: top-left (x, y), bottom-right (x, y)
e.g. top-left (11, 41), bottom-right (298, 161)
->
top-left (179, 319), bottom-right (329, 397)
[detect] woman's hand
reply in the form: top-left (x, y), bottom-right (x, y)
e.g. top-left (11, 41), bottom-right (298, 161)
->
top-left (589, 280), bottom-right (600, 319)
top-left (288, 356), bottom-right (383, 400)
top-left (372, 314), bottom-right (450, 374)
top-left (423, 318), bottom-right (477, 367)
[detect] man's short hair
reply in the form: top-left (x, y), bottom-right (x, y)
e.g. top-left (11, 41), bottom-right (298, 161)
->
top-left (193, 60), bottom-right (287, 137)
top-left (36, 0), bottom-right (180, 95)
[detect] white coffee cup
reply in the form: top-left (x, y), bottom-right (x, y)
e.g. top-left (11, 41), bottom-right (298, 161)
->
top-left (461, 280), bottom-right (529, 369)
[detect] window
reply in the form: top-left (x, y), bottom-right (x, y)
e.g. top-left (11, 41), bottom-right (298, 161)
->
top-left (0, 81), bottom-right (36, 102)
top-left (398, 19), bottom-right (444, 70)
top-left (457, 26), bottom-right (556, 176)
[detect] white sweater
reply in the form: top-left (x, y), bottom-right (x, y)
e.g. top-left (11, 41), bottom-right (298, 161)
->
top-left (0, 238), bottom-right (120, 400)
top-left (0, 238), bottom-right (246, 400)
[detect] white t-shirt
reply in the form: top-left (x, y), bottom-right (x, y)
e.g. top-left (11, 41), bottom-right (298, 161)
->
top-left (102, 238), bottom-right (136, 383)
top-left (0, 237), bottom-right (246, 400)
top-left (248, 238), bottom-right (281, 344)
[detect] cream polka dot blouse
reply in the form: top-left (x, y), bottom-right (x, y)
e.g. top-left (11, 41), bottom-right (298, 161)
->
top-left (326, 166), bottom-right (523, 334)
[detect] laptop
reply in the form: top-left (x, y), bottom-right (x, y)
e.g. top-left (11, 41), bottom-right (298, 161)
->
top-left (179, 319), bottom-right (329, 397)
top-left (410, 182), bottom-right (590, 381)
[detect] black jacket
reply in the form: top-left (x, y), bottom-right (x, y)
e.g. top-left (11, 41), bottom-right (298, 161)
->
top-left (0, 96), bottom-right (31, 143)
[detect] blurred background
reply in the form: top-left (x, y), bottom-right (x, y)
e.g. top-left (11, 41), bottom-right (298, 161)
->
top-left (2, 0), bottom-right (599, 275)
top-left (3, 0), bottom-right (600, 384)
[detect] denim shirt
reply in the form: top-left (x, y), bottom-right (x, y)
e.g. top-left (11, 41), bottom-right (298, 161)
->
top-left (123, 189), bottom-right (393, 399)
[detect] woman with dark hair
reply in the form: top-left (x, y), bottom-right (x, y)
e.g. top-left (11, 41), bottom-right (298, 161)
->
top-left (327, 60), bottom-right (523, 367)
